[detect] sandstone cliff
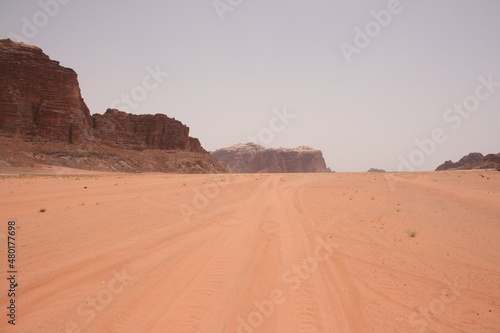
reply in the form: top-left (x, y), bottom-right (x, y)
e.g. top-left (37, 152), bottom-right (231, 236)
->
top-left (211, 143), bottom-right (331, 173)
top-left (92, 109), bottom-right (204, 152)
top-left (0, 39), bottom-right (93, 144)
top-left (436, 152), bottom-right (500, 171)
top-left (0, 39), bottom-right (227, 173)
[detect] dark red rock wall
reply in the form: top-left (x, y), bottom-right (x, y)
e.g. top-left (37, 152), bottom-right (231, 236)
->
top-left (92, 109), bottom-right (204, 152)
top-left (0, 39), bottom-right (205, 154)
top-left (0, 39), bottom-right (93, 144)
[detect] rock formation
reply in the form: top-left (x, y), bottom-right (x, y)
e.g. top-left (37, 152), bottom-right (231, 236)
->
top-left (0, 39), bottom-right (227, 173)
top-left (211, 143), bottom-right (331, 173)
top-left (435, 152), bottom-right (500, 171)
top-left (92, 109), bottom-right (204, 152)
top-left (0, 38), bottom-right (93, 144)
top-left (367, 168), bottom-right (386, 173)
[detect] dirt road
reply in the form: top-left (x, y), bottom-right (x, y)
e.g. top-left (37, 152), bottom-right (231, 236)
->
top-left (1, 170), bottom-right (499, 332)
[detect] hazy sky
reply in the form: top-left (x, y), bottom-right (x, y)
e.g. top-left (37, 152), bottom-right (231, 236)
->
top-left (1, 0), bottom-right (499, 172)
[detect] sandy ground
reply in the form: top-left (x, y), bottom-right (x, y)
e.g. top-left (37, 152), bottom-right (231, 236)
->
top-left (0, 169), bottom-right (499, 332)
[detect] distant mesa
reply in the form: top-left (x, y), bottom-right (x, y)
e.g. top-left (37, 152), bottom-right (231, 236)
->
top-left (211, 142), bottom-right (332, 173)
top-left (435, 152), bottom-right (500, 171)
top-left (0, 39), bottom-right (227, 173)
top-left (367, 168), bottom-right (385, 173)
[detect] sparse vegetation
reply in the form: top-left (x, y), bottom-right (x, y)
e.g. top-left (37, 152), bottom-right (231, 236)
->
top-left (39, 208), bottom-right (46, 213)
top-left (407, 231), bottom-right (417, 237)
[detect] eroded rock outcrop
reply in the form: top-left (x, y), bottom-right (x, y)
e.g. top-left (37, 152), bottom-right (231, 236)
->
top-left (0, 39), bottom-right (226, 173)
top-left (92, 109), bottom-right (204, 152)
top-left (367, 168), bottom-right (386, 173)
top-left (211, 143), bottom-right (331, 173)
top-left (0, 39), bottom-right (93, 144)
top-left (436, 152), bottom-right (500, 171)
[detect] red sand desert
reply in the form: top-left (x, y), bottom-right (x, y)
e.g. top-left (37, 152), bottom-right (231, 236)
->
top-left (1, 169), bottom-right (499, 332)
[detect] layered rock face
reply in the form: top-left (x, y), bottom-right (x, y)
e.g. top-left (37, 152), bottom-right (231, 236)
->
top-left (211, 143), bottom-right (331, 173)
top-left (0, 39), bottom-right (205, 153)
top-left (436, 152), bottom-right (500, 171)
top-left (0, 39), bottom-right (226, 173)
top-left (211, 143), bottom-right (262, 173)
top-left (0, 39), bottom-right (93, 144)
top-left (92, 109), bottom-right (204, 152)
